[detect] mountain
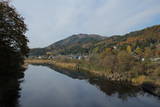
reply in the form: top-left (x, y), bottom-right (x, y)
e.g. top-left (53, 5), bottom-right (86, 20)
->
top-left (30, 25), bottom-right (160, 56)
top-left (30, 34), bottom-right (105, 56)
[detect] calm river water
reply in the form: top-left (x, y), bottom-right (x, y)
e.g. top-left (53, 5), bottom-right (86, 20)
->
top-left (0, 65), bottom-right (160, 107)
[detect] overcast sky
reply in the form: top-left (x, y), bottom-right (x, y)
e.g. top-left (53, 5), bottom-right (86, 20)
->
top-left (12, 0), bottom-right (160, 48)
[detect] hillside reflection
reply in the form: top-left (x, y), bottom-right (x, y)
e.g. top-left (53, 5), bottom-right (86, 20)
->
top-left (40, 64), bottom-right (142, 101)
top-left (0, 70), bottom-right (24, 107)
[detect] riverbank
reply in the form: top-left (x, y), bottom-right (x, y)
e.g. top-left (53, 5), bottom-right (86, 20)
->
top-left (25, 59), bottom-right (129, 81)
top-left (25, 59), bottom-right (160, 97)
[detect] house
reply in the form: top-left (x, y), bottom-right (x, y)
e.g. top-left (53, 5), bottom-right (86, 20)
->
top-left (141, 58), bottom-right (145, 61)
top-left (72, 55), bottom-right (82, 60)
top-left (113, 46), bottom-right (117, 50)
top-left (38, 56), bottom-right (42, 59)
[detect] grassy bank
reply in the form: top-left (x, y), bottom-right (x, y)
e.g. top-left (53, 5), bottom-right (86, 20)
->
top-left (25, 59), bottom-right (77, 71)
top-left (25, 59), bottom-right (127, 81)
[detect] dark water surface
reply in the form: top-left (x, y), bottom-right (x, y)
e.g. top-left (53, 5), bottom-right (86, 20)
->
top-left (0, 65), bottom-right (160, 107)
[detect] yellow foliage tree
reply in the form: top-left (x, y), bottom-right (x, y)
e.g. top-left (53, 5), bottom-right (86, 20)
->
top-left (100, 48), bottom-right (112, 58)
top-left (126, 45), bottom-right (132, 54)
top-left (135, 47), bottom-right (143, 57)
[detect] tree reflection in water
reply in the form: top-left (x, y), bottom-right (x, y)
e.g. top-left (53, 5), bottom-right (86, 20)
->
top-left (88, 78), bottom-right (142, 101)
top-left (0, 70), bottom-right (24, 107)
top-left (40, 64), bottom-right (143, 101)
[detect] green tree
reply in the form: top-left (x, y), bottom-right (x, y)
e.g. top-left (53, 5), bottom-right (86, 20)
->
top-left (0, 1), bottom-right (29, 73)
top-left (92, 47), bottom-right (99, 53)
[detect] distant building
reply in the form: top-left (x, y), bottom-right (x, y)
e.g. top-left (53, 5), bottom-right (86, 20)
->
top-left (38, 56), bottom-right (42, 59)
top-left (77, 56), bottom-right (82, 60)
top-left (113, 46), bottom-right (117, 49)
top-left (48, 55), bottom-right (55, 59)
top-left (141, 58), bottom-right (145, 61)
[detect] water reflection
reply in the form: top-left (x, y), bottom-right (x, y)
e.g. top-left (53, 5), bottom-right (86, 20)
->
top-left (36, 64), bottom-right (160, 101)
top-left (0, 65), bottom-right (159, 107)
top-left (0, 70), bottom-right (24, 107)
top-left (45, 64), bottom-right (142, 100)
top-left (20, 65), bottom-right (160, 107)
top-left (89, 79), bottom-right (141, 101)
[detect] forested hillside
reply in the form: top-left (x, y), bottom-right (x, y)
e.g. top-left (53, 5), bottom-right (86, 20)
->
top-left (30, 34), bottom-right (105, 56)
top-left (92, 25), bottom-right (160, 54)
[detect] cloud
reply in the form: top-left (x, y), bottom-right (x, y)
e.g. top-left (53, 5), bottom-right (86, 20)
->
top-left (12, 0), bottom-right (160, 48)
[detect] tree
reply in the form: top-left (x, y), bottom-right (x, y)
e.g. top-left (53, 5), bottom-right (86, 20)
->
top-left (92, 47), bottom-right (99, 53)
top-left (144, 47), bottom-right (153, 58)
top-left (126, 45), bottom-right (132, 54)
top-left (117, 51), bottom-right (135, 72)
top-left (135, 47), bottom-right (143, 58)
top-left (101, 54), bottom-right (117, 73)
top-left (100, 48), bottom-right (113, 58)
top-left (0, 1), bottom-right (29, 73)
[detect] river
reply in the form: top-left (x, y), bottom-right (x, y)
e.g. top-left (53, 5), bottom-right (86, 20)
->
top-left (0, 65), bottom-right (160, 107)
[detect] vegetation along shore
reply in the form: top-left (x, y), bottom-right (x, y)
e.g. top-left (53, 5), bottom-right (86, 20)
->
top-left (25, 58), bottom-right (160, 97)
